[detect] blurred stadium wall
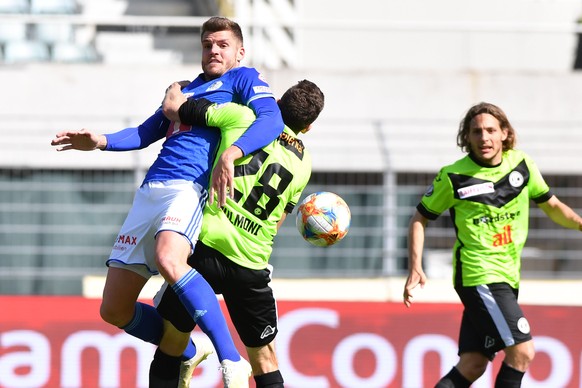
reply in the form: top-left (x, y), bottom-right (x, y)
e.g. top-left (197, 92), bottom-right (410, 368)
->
top-left (1, 0), bottom-right (581, 293)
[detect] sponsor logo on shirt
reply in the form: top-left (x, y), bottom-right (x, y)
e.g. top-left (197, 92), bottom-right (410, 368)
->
top-left (473, 211), bottom-right (521, 225)
top-left (457, 182), bottom-right (494, 199)
top-left (253, 85), bottom-right (272, 94)
top-left (493, 225), bottom-right (513, 247)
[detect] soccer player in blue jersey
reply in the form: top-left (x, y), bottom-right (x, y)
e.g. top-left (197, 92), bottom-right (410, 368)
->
top-left (153, 79), bottom-right (324, 388)
top-left (403, 102), bottom-right (582, 387)
top-left (51, 16), bottom-right (284, 388)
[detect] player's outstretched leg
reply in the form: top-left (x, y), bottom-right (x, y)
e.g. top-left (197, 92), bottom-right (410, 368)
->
top-left (172, 268), bottom-right (251, 387)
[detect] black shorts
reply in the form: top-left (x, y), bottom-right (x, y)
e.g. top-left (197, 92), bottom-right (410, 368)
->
top-left (455, 283), bottom-right (532, 360)
top-left (156, 242), bottom-right (278, 348)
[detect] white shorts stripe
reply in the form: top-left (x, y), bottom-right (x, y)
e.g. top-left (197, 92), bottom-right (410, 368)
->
top-left (477, 284), bottom-right (515, 347)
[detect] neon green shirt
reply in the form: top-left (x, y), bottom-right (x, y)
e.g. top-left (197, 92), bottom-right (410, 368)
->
top-left (418, 150), bottom-right (552, 288)
top-left (200, 102), bottom-right (312, 269)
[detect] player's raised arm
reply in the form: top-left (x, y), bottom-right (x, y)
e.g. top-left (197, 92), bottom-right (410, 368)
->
top-left (403, 210), bottom-right (429, 308)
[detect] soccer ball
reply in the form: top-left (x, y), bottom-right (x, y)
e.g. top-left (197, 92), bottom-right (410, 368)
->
top-left (296, 191), bottom-right (351, 247)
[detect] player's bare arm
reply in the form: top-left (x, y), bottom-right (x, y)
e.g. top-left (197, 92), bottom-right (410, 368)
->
top-left (538, 195), bottom-right (582, 231)
top-left (276, 213), bottom-right (288, 231)
top-left (51, 129), bottom-right (107, 151)
top-left (403, 211), bottom-right (429, 308)
top-left (210, 145), bottom-right (243, 206)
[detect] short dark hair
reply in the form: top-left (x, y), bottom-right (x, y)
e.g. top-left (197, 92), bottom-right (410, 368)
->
top-left (457, 102), bottom-right (517, 153)
top-left (201, 17), bottom-right (243, 45)
top-left (278, 80), bottom-right (325, 133)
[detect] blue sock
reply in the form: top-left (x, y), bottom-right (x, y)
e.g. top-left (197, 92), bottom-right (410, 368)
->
top-left (121, 301), bottom-right (198, 360)
top-left (182, 339), bottom-right (197, 360)
top-left (121, 302), bottom-right (163, 345)
top-left (172, 269), bottom-right (240, 362)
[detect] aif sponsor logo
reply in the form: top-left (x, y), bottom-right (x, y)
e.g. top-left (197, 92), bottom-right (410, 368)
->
top-left (492, 225), bottom-right (513, 247)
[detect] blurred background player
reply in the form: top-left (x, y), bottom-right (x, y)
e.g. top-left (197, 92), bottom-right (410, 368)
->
top-left (51, 16), bottom-right (284, 388)
top-left (403, 102), bottom-right (582, 387)
top-left (154, 79), bottom-right (325, 388)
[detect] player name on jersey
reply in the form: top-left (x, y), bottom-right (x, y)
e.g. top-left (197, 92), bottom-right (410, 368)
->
top-left (223, 207), bottom-right (262, 236)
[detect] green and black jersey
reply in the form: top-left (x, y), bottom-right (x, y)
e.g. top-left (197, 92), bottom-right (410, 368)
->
top-left (418, 149), bottom-right (552, 288)
top-left (199, 102), bottom-right (311, 270)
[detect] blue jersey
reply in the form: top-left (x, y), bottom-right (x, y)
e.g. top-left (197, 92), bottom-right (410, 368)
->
top-left (104, 67), bottom-right (278, 189)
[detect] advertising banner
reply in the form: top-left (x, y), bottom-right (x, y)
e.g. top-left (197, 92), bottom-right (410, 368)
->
top-left (0, 297), bottom-right (579, 387)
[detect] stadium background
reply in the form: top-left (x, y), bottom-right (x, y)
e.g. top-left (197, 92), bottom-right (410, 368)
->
top-left (1, 0), bottom-right (582, 386)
